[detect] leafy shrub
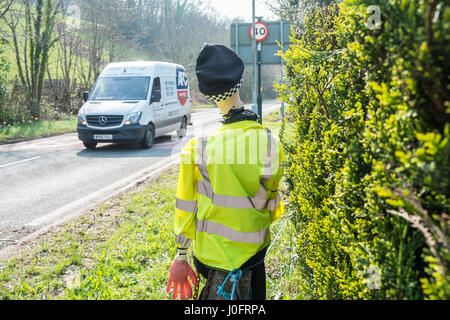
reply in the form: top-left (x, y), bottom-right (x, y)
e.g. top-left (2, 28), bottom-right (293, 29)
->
top-left (277, 0), bottom-right (449, 299)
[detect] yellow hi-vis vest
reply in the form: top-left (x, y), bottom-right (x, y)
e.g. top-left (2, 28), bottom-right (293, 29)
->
top-left (174, 120), bottom-right (284, 271)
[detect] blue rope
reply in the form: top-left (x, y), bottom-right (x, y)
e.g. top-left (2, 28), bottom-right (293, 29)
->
top-left (265, 210), bottom-right (295, 257)
top-left (217, 269), bottom-right (243, 300)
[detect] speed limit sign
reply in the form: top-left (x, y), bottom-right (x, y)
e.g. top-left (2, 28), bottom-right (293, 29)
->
top-left (249, 21), bottom-right (269, 42)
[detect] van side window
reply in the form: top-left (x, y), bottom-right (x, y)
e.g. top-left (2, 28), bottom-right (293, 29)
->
top-left (151, 77), bottom-right (161, 103)
top-left (153, 77), bottom-right (161, 91)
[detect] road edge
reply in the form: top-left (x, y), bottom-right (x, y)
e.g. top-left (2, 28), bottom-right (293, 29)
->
top-left (0, 155), bottom-right (181, 261)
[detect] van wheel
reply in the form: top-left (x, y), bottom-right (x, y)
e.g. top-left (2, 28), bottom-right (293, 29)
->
top-left (141, 123), bottom-right (155, 149)
top-left (83, 141), bottom-right (97, 149)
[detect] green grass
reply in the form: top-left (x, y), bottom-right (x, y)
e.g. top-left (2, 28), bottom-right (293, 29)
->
top-left (0, 118), bottom-right (77, 144)
top-left (0, 111), bottom-right (300, 300)
top-left (263, 109), bottom-right (302, 299)
top-left (0, 168), bottom-right (179, 300)
top-left (64, 169), bottom-right (180, 300)
top-left (263, 107), bottom-right (296, 147)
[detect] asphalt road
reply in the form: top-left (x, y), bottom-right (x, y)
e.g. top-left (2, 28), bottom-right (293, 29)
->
top-left (0, 102), bottom-right (282, 251)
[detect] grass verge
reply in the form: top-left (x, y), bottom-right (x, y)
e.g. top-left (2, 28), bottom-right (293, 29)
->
top-left (0, 168), bottom-right (179, 300)
top-left (0, 118), bottom-right (77, 145)
top-left (0, 110), bottom-right (300, 300)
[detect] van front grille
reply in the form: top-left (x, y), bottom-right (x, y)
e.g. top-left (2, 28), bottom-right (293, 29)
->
top-left (86, 115), bottom-right (124, 127)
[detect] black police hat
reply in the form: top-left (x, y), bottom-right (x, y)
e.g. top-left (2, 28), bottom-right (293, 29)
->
top-left (195, 44), bottom-right (244, 103)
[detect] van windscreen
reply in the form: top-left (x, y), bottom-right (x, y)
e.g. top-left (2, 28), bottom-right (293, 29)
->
top-left (90, 77), bottom-right (151, 101)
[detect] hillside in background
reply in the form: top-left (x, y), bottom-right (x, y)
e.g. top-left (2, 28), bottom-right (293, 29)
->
top-left (0, 0), bottom-right (281, 124)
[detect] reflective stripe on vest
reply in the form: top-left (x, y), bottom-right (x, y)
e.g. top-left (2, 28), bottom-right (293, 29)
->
top-left (197, 136), bottom-right (210, 185)
top-left (176, 198), bottom-right (198, 213)
top-left (268, 194), bottom-right (282, 212)
top-left (196, 132), bottom-right (279, 211)
top-left (175, 233), bottom-right (192, 248)
top-left (197, 219), bottom-right (268, 244)
top-left (197, 180), bottom-right (273, 210)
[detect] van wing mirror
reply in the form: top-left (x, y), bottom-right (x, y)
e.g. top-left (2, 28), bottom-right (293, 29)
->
top-left (150, 90), bottom-right (161, 104)
top-left (83, 91), bottom-right (90, 102)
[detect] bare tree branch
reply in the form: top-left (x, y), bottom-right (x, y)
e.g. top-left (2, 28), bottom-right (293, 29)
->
top-left (0, 0), bottom-right (13, 20)
top-left (387, 208), bottom-right (443, 267)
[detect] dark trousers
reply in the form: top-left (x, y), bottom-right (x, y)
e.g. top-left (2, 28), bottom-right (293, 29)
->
top-left (193, 247), bottom-right (267, 300)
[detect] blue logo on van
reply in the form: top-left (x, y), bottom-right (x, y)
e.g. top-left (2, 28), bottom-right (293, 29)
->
top-left (176, 67), bottom-right (188, 90)
top-left (176, 67), bottom-right (189, 106)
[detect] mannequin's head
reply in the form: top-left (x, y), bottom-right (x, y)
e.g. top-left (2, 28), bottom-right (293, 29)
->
top-left (195, 44), bottom-right (245, 111)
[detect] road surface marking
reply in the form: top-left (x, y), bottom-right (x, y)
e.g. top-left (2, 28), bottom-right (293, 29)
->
top-left (25, 155), bottom-right (180, 228)
top-left (0, 156), bottom-right (41, 169)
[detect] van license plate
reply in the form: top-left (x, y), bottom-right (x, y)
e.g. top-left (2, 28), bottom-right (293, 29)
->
top-left (94, 134), bottom-right (113, 140)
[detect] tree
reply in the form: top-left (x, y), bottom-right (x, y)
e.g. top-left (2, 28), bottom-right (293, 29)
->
top-left (156, 0), bottom-right (230, 92)
top-left (265, 0), bottom-right (335, 35)
top-left (75, 0), bottom-right (139, 88)
top-left (0, 38), bottom-right (10, 116)
top-left (0, 0), bottom-right (12, 20)
top-left (53, 1), bottom-right (83, 112)
top-left (0, 1), bottom-right (12, 111)
top-left (2, 0), bottom-right (62, 117)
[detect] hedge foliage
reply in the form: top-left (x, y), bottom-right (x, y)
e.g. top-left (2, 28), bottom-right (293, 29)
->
top-left (277, 0), bottom-right (449, 299)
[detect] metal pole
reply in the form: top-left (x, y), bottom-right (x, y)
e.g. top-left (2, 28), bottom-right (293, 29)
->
top-left (252, 0), bottom-right (257, 114)
top-left (257, 41), bottom-right (263, 125)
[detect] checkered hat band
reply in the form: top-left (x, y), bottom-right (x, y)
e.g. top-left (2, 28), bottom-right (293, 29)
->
top-left (205, 79), bottom-right (243, 103)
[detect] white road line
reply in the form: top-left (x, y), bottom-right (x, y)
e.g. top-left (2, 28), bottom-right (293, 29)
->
top-left (0, 156), bottom-right (41, 169)
top-left (25, 155), bottom-right (180, 228)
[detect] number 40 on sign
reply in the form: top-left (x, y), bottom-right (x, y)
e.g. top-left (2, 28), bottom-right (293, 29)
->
top-left (249, 21), bottom-right (269, 42)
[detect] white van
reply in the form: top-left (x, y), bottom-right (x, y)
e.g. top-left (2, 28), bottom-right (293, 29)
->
top-left (77, 61), bottom-right (192, 149)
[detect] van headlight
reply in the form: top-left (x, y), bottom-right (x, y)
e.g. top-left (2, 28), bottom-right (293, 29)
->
top-left (78, 113), bottom-right (87, 126)
top-left (125, 112), bottom-right (142, 125)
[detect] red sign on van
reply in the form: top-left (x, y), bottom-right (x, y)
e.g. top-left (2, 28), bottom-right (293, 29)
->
top-left (178, 91), bottom-right (188, 106)
top-left (177, 67), bottom-right (189, 106)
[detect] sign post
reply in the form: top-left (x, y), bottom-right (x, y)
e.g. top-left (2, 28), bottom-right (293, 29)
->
top-left (251, 1), bottom-right (257, 115)
top-left (250, 18), bottom-right (267, 124)
top-left (257, 41), bottom-right (263, 124)
top-left (231, 20), bottom-right (291, 123)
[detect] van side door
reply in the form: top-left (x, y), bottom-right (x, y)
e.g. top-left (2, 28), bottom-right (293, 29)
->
top-left (163, 77), bottom-right (182, 129)
top-left (150, 77), bottom-right (165, 133)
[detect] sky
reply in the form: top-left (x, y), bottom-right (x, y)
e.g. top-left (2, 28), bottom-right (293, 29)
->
top-left (207, 0), bottom-right (278, 21)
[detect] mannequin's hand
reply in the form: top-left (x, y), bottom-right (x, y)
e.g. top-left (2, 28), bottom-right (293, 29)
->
top-left (166, 253), bottom-right (198, 300)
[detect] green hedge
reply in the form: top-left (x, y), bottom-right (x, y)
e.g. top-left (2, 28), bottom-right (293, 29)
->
top-left (277, 0), bottom-right (449, 299)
